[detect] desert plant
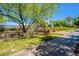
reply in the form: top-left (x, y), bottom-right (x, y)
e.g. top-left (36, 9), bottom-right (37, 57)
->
top-left (0, 26), bottom-right (6, 32)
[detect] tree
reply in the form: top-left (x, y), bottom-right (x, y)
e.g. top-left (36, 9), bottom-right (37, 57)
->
top-left (48, 20), bottom-right (54, 28)
top-left (52, 20), bottom-right (67, 27)
top-left (73, 16), bottom-right (79, 28)
top-left (0, 16), bottom-right (7, 32)
top-left (66, 16), bottom-right (72, 28)
top-left (0, 3), bottom-right (59, 33)
top-left (53, 20), bottom-right (61, 27)
top-left (59, 20), bottom-right (67, 27)
top-left (0, 16), bottom-right (7, 24)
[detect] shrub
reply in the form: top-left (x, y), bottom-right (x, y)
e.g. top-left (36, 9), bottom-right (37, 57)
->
top-left (52, 27), bottom-right (68, 31)
top-left (43, 29), bottom-right (50, 35)
top-left (9, 28), bottom-right (16, 31)
top-left (0, 26), bottom-right (6, 32)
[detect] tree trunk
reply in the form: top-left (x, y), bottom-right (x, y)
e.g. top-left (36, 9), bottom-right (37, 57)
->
top-left (21, 24), bottom-right (26, 33)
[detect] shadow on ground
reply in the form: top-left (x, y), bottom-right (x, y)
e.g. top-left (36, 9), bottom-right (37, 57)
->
top-left (40, 36), bottom-right (58, 42)
top-left (35, 34), bottom-right (79, 56)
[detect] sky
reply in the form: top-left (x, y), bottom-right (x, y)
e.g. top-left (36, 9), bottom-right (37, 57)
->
top-left (52, 3), bottom-right (79, 21)
top-left (2, 3), bottom-right (79, 25)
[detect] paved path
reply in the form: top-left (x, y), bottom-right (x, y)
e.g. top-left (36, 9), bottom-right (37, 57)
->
top-left (14, 30), bottom-right (79, 56)
top-left (35, 30), bottom-right (79, 56)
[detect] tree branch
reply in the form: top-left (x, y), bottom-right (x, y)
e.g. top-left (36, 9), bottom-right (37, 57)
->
top-left (0, 13), bottom-right (23, 25)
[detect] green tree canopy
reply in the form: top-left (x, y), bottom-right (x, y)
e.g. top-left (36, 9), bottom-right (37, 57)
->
top-left (0, 3), bottom-right (59, 33)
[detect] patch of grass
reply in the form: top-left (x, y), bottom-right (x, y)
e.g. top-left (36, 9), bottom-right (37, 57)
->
top-left (41, 33), bottom-right (63, 42)
top-left (53, 27), bottom-right (75, 32)
top-left (0, 33), bottom-right (63, 56)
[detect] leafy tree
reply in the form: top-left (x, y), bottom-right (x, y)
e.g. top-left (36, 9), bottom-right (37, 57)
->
top-left (0, 3), bottom-right (59, 33)
top-left (0, 16), bottom-right (7, 32)
top-left (53, 20), bottom-right (61, 27)
top-left (52, 20), bottom-right (66, 27)
top-left (48, 20), bottom-right (54, 27)
top-left (73, 16), bottom-right (79, 28)
top-left (66, 16), bottom-right (72, 28)
top-left (59, 20), bottom-right (67, 27)
top-left (0, 16), bottom-right (6, 24)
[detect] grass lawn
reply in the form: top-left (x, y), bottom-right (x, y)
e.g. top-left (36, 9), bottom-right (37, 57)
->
top-left (0, 32), bottom-right (63, 56)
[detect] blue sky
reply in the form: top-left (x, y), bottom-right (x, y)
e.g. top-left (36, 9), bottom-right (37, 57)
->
top-left (52, 3), bottom-right (79, 21)
top-left (4, 3), bottom-right (79, 25)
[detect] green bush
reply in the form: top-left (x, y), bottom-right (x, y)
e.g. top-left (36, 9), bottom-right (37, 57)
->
top-left (0, 26), bottom-right (6, 32)
top-left (52, 27), bottom-right (68, 31)
top-left (9, 28), bottom-right (16, 31)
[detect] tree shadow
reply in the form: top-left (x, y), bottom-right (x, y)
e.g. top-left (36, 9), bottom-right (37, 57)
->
top-left (28, 35), bottom-right (58, 42)
top-left (40, 36), bottom-right (58, 42)
top-left (35, 35), bottom-right (79, 56)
